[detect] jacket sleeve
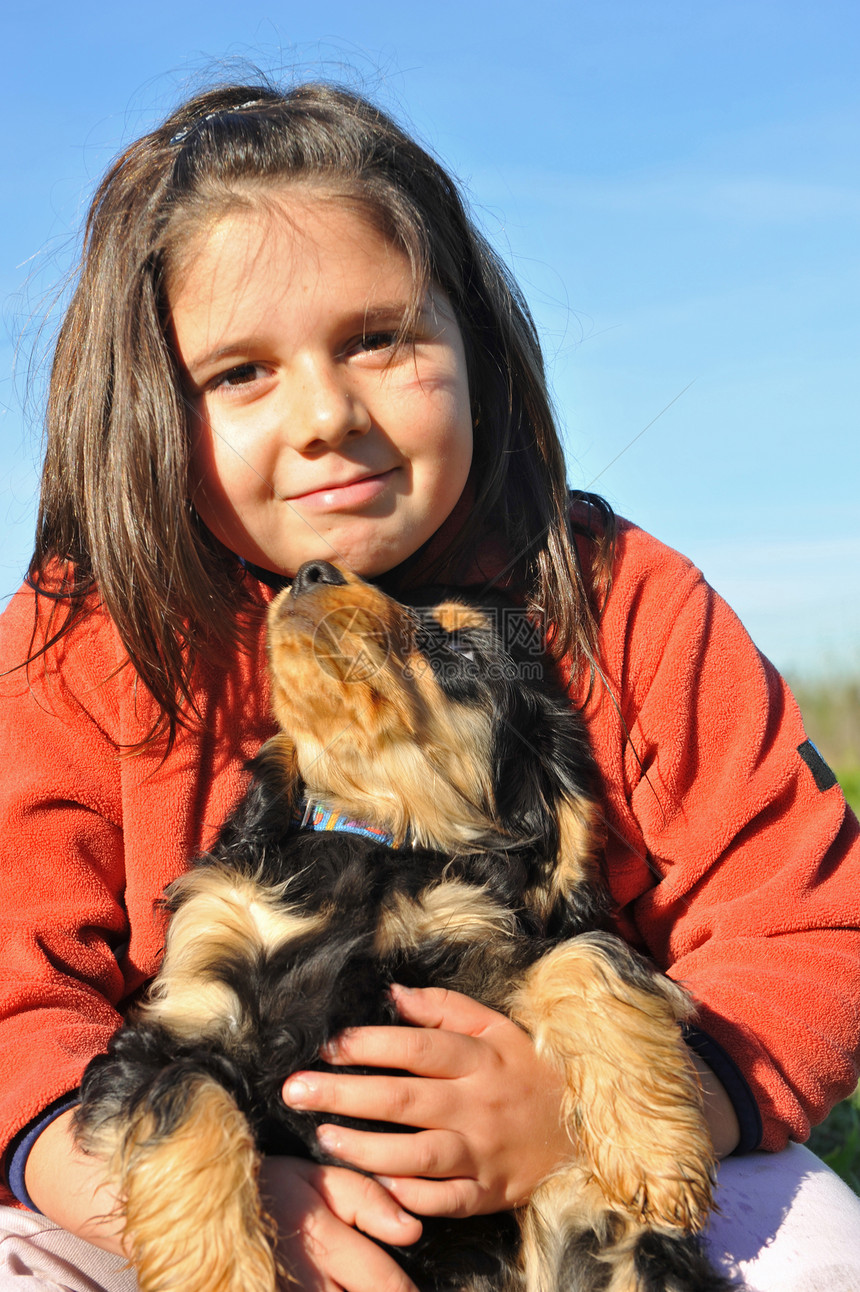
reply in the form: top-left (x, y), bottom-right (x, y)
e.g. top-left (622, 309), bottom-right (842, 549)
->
top-left (604, 528), bottom-right (860, 1151)
top-left (0, 585), bottom-right (129, 1195)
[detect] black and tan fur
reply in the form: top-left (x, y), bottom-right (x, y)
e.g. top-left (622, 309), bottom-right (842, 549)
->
top-left (75, 560), bottom-right (733, 1292)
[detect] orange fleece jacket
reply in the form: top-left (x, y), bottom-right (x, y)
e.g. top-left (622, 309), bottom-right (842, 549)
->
top-left (0, 519), bottom-right (858, 1204)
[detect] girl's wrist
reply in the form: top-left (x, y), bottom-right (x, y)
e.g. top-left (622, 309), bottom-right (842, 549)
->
top-left (689, 1053), bottom-right (741, 1158)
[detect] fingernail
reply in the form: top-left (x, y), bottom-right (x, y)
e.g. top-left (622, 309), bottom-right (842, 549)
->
top-left (389, 983), bottom-right (413, 998)
top-left (375, 1174), bottom-right (395, 1189)
top-left (395, 1208), bottom-right (415, 1227)
top-left (317, 1126), bottom-right (340, 1151)
top-left (283, 1076), bottom-right (316, 1107)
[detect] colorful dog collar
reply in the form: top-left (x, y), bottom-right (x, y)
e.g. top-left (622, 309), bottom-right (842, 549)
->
top-left (293, 800), bottom-right (396, 847)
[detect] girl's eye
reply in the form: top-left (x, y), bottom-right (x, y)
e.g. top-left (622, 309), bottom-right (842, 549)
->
top-left (356, 331), bottom-right (399, 354)
top-left (211, 363), bottom-right (267, 390)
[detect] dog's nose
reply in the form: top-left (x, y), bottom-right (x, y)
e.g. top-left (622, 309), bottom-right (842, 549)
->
top-left (290, 561), bottom-right (348, 598)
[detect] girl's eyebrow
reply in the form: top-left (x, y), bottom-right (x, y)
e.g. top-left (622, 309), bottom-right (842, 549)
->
top-left (181, 339), bottom-right (264, 381)
top-left (358, 300), bottom-right (432, 329)
top-left (360, 298), bottom-right (451, 336)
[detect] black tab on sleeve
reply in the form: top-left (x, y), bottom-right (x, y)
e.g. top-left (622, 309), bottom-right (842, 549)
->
top-left (797, 739), bottom-right (838, 792)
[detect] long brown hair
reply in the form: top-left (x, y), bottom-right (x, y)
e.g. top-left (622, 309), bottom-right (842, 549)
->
top-left (29, 79), bottom-right (615, 746)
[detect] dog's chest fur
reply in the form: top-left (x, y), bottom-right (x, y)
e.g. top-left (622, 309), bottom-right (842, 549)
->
top-left (192, 767), bottom-right (606, 1161)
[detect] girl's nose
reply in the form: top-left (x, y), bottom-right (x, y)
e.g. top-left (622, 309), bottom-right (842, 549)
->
top-left (286, 355), bottom-right (372, 451)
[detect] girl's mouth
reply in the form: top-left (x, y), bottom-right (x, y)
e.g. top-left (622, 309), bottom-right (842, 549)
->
top-left (286, 469), bottom-right (396, 511)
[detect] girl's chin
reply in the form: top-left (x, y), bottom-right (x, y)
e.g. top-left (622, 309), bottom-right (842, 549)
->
top-left (245, 539), bottom-right (415, 583)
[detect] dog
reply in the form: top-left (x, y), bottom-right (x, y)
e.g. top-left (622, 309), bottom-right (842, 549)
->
top-left (75, 559), bottom-right (733, 1292)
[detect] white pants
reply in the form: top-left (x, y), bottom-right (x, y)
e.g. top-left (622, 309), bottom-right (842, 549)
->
top-left (706, 1145), bottom-right (860, 1290)
top-left (1, 1146), bottom-right (859, 1290)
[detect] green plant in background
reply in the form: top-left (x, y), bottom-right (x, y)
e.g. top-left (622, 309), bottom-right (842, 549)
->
top-left (790, 675), bottom-right (860, 815)
top-left (790, 673), bottom-right (860, 1193)
top-left (838, 766), bottom-right (860, 817)
top-left (808, 1085), bottom-right (860, 1195)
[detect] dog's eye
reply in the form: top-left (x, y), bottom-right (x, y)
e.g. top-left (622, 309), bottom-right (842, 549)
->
top-left (446, 635), bottom-right (476, 662)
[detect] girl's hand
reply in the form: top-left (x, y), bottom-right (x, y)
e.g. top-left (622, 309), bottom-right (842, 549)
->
top-left (260, 1156), bottom-right (422, 1292)
top-left (282, 986), bottom-right (573, 1218)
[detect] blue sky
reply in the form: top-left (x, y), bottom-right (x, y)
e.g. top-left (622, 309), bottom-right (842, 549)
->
top-left (2, 0), bottom-right (858, 678)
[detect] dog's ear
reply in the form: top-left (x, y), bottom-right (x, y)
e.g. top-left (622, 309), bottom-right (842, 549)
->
top-left (490, 682), bottom-right (590, 840)
top-left (491, 685), bottom-right (606, 931)
top-left (549, 789), bottom-right (607, 933)
top-left (210, 736), bottom-right (302, 866)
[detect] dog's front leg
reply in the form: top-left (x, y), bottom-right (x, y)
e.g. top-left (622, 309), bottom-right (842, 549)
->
top-left (120, 1075), bottom-right (280, 1292)
top-left (509, 932), bottom-right (719, 1292)
top-left (75, 1052), bottom-right (282, 1292)
top-left (74, 859), bottom-right (323, 1292)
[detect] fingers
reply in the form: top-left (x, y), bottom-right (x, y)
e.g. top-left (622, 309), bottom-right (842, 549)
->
top-left (320, 1017), bottom-right (477, 1077)
top-left (376, 1173), bottom-right (486, 1219)
top-left (286, 1206), bottom-right (417, 1292)
top-left (315, 1125), bottom-right (472, 1180)
top-left (314, 1127), bottom-right (491, 1217)
top-left (311, 987), bottom-right (516, 1078)
top-left (262, 1159), bottom-right (421, 1292)
top-left (302, 1162), bottom-right (422, 1246)
top-left (284, 1069), bottom-right (446, 1129)
top-left (389, 984), bottom-right (505, 1037)
top-left (306, 1130), bottom-right (515, 1219)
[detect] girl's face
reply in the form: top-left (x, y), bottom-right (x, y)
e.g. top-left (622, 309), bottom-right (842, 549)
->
top-left (170, 191), bottom-right (473, 579)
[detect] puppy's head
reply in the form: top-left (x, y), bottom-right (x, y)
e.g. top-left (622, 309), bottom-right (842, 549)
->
top-left (268, 561), bottom-right (598, 877)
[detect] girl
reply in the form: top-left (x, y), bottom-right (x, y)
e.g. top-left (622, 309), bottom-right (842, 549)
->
top-left (1, 80), bottom-right (859, 1292)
